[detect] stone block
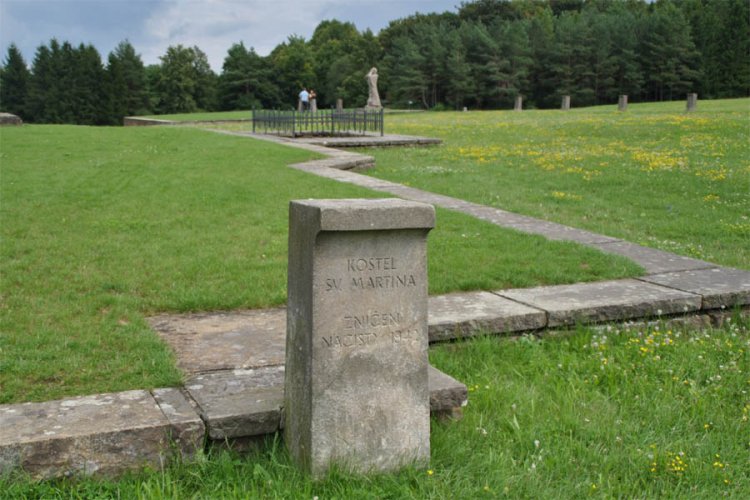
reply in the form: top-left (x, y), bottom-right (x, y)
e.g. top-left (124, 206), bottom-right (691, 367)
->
top-left (151, 388), bottom-right (205, 457)
top-left (149, 308), bottom-right (286, 374)
top-left (428, 291), bottom-right (546, 341)
top-left (0, 390), bottom-right (202, 479)
top-left (687, 93), bottom-right (698, 111)
top-left (0, 112), bottom-right (22, 126)
top-left (185, 366), bottom-right (285, 440)
top-left (593, 241), bottom-right (716, 274)
top-left (183, 364), bottom-right (466, 444)
top-left (285, 198), bottom-right (435, 476)
top-left (498, 279), bottom-right (701, 327)
top-left (640, 267), bottom-right (750, 310)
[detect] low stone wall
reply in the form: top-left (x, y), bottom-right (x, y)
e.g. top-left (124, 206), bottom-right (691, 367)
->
top-left (123, 117), bottom-right (174, 126)
top-left (0, 113), bottom-right (23, 126)
top-left (124, 117), bottom-right (252, 127)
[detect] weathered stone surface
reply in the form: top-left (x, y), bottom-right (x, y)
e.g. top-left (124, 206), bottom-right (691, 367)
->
top-left (640, 267), bottom-right (750, 310)
top-left (123, 116), bottom-right (173, 126)
top-left (687, 93), bottom-right (698, 111)
top-left (593, 241), bottom-right (716, 274)
top-left (618, 95), bottom-right (628, 111)
top-left (182, 364), bottom-right (466, 442)
top-left (0, 112), bottom-right (22, 125)
top-left (498, 279), bottom-right (701, 327)
top-left (428, 291), bottom-right (546, 341)
top-left (0, 391), bottom-right (179, 479)
top-left (186, 366), bottom-right (285, 440)
top-left (149, 308), bottom-right (286, 374)
top-left (561, 95), bottom-right (571, 110)
top-left (286, 198), bottom-right (434, 476)
top-left (428, 366), bottom-right (468, 413)
top-left (151, 388), bottom-right (205, 456)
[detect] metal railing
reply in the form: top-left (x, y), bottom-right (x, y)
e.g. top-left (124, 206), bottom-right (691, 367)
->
top-left (252, 108), bottom-right (384, 137)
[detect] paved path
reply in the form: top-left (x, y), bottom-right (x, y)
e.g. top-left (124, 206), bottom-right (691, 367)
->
top-left (2, 132), bottom-right (748, 480)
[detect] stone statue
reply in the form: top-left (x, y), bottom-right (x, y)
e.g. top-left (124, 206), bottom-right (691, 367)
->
top-left (365, 67), bottom-right (382, 109)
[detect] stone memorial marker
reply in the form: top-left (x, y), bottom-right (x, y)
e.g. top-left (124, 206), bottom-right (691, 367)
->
top-left (336, 98), bottom-right (343, 111)
top-left (285, 198), bottom-right (435, 477)
top-left (686, 93), bottom-right (698, 112)
top-left (514, 95), bottom-right (523, 111)
top-left (561, 95), bottom-right (571, 110)
top-left (618, 95), bottom-right (628, 112)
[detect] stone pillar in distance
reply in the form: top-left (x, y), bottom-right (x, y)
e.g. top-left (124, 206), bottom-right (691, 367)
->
top-left (514, 95), bottom-right (523, 112)
top-left (285, 198), bottom-right (435, 477)
top-left (561, 95), bottom-right (571, 110)
top-left (618, 95), bottom-right (628, 112)
top-left (686, 93), bottom-right (698, 112)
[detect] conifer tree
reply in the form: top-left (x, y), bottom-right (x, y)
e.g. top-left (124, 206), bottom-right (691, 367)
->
top-left (0, 44), bottom-right (30, 118)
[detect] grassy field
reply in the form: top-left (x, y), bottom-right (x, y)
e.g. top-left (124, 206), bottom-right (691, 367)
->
top-left (3, 102), bottom-right (748, 496)
top-left (5, 317), bottom-right (748, 497)
top-left (364, 99), bottom-right (750, 270)
top-left (0, 125), bottom-right (639, 404)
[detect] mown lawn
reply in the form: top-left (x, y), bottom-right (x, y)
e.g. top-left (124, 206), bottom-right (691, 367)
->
top-left (0, 125), bottom-right (639, 404)
top-left (2, 104), bottom-right (748, 497)
top-left (365, 99), bottom-right (750, 270)
top-left (5, 318), bottom-right (748, 497)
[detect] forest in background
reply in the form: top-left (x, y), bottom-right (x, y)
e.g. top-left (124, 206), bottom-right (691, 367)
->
top-left (1, 0), bottom-right (747, 125)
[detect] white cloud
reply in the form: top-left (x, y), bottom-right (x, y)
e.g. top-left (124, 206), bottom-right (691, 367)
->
top-left (1, 0), bottom-right (459, 71)
top-left (140, 1), bottom-right (338, 70)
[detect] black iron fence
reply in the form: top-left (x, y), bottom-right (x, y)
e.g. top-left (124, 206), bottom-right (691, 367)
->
top-left (252, 108), bottom-right (384, 137)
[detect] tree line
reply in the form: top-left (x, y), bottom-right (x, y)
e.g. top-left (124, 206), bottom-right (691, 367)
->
top-left (1, 0), bottom-right (747, 125)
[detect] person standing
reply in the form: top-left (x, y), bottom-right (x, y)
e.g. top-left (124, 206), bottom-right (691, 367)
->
top-left (298, 87), bottom-right (310, 111)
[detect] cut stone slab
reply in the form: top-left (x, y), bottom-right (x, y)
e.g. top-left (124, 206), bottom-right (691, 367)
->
top-left (639, 267), bottom-right (750, 310)
top-left (428, 291), bottom-right (546, 341)
top-left (428, 366), bottom-right (468, 420)
top-left (497, 279), bottom-right (702, 327)
top-left (148, 308), bottom-right (286, 374)
top-left (0, 390), bottom-right (204, 479)
top-left (184, 364), bottom-right (467, 441)
top-left (185, 366), bottom-right (285, 440)
top-left (151, 388), bottom-right (206, 456)
top-left (592, 241), bottom-right (716, 274)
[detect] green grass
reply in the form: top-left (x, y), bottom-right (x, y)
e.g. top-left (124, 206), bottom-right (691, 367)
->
top-left (0, 125), bottom-right (639, 403)
top-left (4, 317), bottom-right (748, 497)
top-left (364, 98), bottom-right (750, 269)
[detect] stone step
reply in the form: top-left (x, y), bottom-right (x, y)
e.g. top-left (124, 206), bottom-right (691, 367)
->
top-left (0, 389), bottom-right (204, 480)
top-left (184, 365), bottom-right (468, 441)
top-left (0, 366), bottom-right (467, 479)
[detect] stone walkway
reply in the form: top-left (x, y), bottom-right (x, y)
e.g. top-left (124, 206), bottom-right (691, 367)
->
top-left (2, 132), bottom-right (748, 480)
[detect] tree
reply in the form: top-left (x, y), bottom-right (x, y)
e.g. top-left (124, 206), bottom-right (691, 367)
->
top-left (308, 20), bottom-right (381, 108)
top-left (443, 29), bottom-right (472, 109)
top-left (191, 46), bottom-right (217, 111)
top-left (155, 45), bottom-right (217, 114)
top-left (269, 35), bottom-right (316, 108)
top-left (106, 40), bottom-right (150, 122)
top-left (218, 42), bottom-right (280, 110)
top-left (680, 0), bottom-right (750, 98)
top-left (639, 0), bottom-right (701, 101)
top-left (0, 44), bottom-right (30, 118)
top-left (26, 40), bottom-right (65, 123)
top-left (381, 36), bottom-right (428, 107)
top-left (71, 43), bottom-right (109, 124)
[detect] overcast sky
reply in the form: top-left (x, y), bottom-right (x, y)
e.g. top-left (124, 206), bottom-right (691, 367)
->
top-left (1, 0), bottom-right (461, 71)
